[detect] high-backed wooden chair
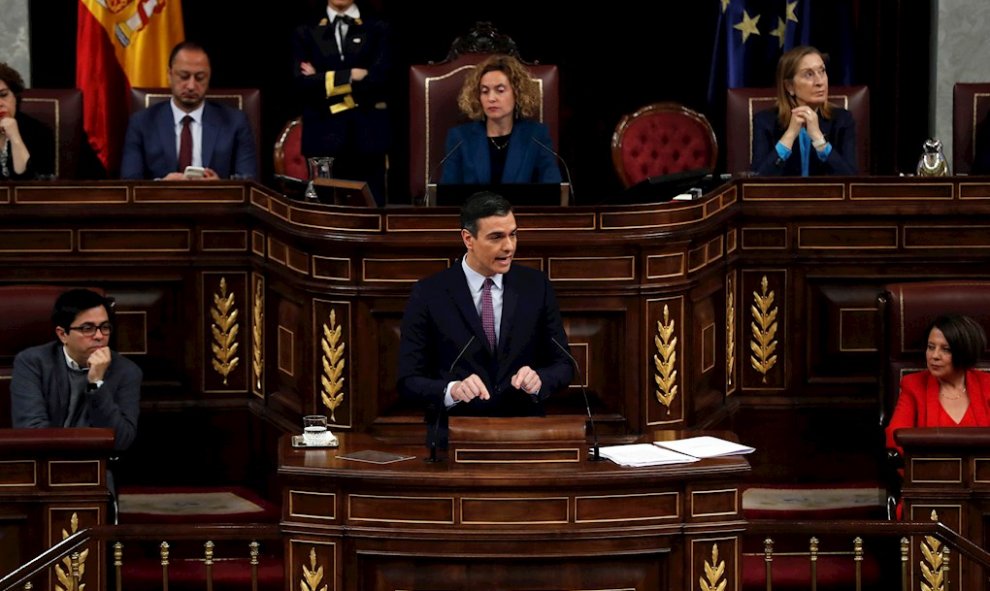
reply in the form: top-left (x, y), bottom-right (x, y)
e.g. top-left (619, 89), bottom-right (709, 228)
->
top-left (611, 102), bottom-right (717, 188)
top-left (408, 24), bottom-right (559, 201)
top-left (129, 88), bottom-right (262, 176)
top-left (20, 89), bottom-right (84, 179)
top-left (952, 83), bottom-right (990, 175)
top-left (725, 85), bottom-right (871, 174)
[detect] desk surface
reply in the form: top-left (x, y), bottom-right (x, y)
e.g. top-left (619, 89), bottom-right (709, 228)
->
top-left (278, 431), bottom-right (750, 487)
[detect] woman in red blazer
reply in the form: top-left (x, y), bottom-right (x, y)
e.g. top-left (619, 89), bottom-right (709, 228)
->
top-left (886, 314), bottom-right (990, 453)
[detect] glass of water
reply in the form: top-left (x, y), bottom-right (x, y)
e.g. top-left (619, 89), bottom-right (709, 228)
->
top-left (304, 157), bottom-right (334, 202)
top-left (302, 414), bottom-right (332, 446)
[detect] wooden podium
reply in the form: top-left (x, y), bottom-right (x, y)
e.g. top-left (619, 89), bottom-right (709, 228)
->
top-left (279, 430), bottom-right (748, 591)
top-left (0, 428), bottom-right (114, 588)
top-left (897, 427), bottom-right (990, 591)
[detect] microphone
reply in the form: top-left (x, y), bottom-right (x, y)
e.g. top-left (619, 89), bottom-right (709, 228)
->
top-left (425, 140), bottom-right (464, 205)
top-left (530, 136), bottom-right (576, 204)
top-left (426, 335), bottom-right (476, 462)
top-left (551, 337), bottom-right (602, 461)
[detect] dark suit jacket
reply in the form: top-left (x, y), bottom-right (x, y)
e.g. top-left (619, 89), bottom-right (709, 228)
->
top-left (120, 100), bottom-right (258, 180)
top-left (440, 119), bottom-right (563, 185)
top-left (2, 112), bottom-right (54, 180)
top-left (11, 341), bottom-right (142, 450)
top-left (291, 11), bottom-right (391, 157)
top-left (397, 261), bottom-right (573, 418)
top-left (751, 107), bottom-right (857, 176)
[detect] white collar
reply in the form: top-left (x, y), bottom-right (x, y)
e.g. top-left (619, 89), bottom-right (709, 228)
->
top-left (62, 346), bottom-right (86, 371)
top-left (170, 100), bottom-right (205, 126)
top-left (327, 4), bottom-right (361, 21)
top-left (461, 256), bottom-right (503, 292)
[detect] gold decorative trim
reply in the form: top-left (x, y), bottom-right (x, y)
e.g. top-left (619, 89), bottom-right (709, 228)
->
top-left (14, 185), bottom-right (129, 205)
top-left (288, 490), bottom-right (336, 520)
top-left (200, 229), bottom-right (249, 252)
top-left (920, 510), bottom-right (946, 591)
top-left (210, 277), bottom-right (241, 386)
top-left (49, 460), bottom-right (102, 487)
top-left (702, 322), bottom-right (716, 373)
top-left (903, 224), bottom-right (990, 249)
top-left (699, 543), bottom-right (726, 591)
top-left (0, 229), bottom-right (73, 253)
top-left (278, 326), bottom-right (295, 376)
top-left (646, 253), bottom-right (686, 279)
top-left (348, 494), bottom-right (455, 524)
top-left (361, 258), bottom-right (450, 283)
top-left (547, 256), bottom-right (636, 282)
top-left (909, 458), bottom-right (963, 483)
top-left (797, 225), bottom-right (899, 250)
top-left (320, 308), bottom-right (346, 423)
top-left (460, 496), bottom-right (569, 525)
top-left (726, 273), bottom-right (736, 392)
top-left (132, 185), bottom-right (245, 204)
top-left (311, 255), bottom-right (352, 280)
top-left (653, 304), bottom-right (678, 414)
top-left (741, 181), bottom-right (846, 201)
top-left (301, 547), bottom-right (328, 591)
top-left (0, 459), bottom-right (36, 487)
top-left (55, 513), bottom-right (87, 591)
top-left (252, 275), bottom-right (264, 395)
top-left (749, 275), bottom-right (778, 383)
top-left (849, 182), bottom-right (953, 201)
top-left (77, 228), bottom-right (191, 252)
top-left (574, 491), bottom-right (680, 523)
top-left (453, 447), bottom-right (581, 463)
top-left (691, 488), bottom-right (739, 518)
top-left (739, 227), bottom-right (788, 250)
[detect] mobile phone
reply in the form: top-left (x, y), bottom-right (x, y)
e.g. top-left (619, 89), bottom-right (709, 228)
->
top-left (183, 166), bottom-right (206, 178)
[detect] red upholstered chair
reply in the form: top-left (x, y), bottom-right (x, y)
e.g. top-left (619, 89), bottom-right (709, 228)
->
top-left (0, 285), bottom-right (105, 428)
top-left (610, 102), bottom-right (717, 188)
top-left (725, 86), bottom-right (871, 174)
top-left (952, 83), bottom-right (990, 175)
top-left (409, 51), bottom-right (559, 201)
top-left (129, 87), bottom-right (263, 176)
top-left (273, 117), bottom-right (307, 180)
top-left (20, 89), bottom-right (84, 179)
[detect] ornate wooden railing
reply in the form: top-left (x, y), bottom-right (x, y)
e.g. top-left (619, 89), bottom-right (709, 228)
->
top-left (746, 520), bottom-right (990, 591)
top-left (0, 524), bottom-right (281, 591)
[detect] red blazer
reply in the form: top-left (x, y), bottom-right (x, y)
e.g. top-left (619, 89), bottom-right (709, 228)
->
top-left (885, 369), bottom-right (990, 451)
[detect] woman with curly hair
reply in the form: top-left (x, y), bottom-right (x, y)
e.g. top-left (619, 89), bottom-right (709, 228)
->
top-left (0, 62), bottom-right (54, 180)
top-left (440, 54), bottom-right (561, 186)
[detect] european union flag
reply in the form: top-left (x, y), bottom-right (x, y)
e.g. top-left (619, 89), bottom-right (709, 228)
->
top-left (708, 0), bottom-right (812, 102)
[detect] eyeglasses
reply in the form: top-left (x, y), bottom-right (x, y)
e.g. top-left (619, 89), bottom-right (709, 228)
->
top-left (68, 322), bottom-right (113, 336)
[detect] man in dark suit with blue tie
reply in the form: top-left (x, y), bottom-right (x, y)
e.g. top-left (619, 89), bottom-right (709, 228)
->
top-left (398, 192), bottom-right (573, 419)
top-left (120, 42), bottom-right (257, 181)
top-left (291, 0), bottom-right (391, 205)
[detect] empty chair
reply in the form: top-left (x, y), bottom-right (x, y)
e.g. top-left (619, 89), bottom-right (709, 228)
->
top-left (611, 102), bottom-right (717, 188)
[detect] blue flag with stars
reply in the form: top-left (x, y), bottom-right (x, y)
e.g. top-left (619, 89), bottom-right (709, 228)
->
top-left (708, 0), bottom-right (812, 101)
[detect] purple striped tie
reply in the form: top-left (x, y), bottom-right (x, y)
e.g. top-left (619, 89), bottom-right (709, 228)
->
top-left (481, 277), bottom-right (496, 352)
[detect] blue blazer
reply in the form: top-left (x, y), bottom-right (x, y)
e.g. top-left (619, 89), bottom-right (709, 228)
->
top-left (751, 107), bottom-right (857, 176)
top-left (439, 119), bottom-right (563, 185)
top-left (397, 261), bottom-right (573, 418)
top-left (120, 100), bottom-right (258, 180)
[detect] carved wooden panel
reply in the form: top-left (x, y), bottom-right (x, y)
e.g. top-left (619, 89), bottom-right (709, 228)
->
top-left (646, 297), bottom-right (684, 426)
top-left (741, 270), bottom-right (786, 391)
top-left (312, 299), bottom-right (352, 427)
top-left (201, 272), bottom-right (248, 393)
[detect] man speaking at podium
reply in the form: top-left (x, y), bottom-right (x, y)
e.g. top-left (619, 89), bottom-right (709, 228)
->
top-left (398, 191), bottom-right (572, 420)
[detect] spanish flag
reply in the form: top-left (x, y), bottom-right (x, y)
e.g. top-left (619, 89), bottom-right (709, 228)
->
top-left (76, 0), bottom-right (184, 174)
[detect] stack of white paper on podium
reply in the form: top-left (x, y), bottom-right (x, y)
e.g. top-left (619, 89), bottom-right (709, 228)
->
top-left (599, 436), bottom-right (754, 467)
top-left (597, 443), bottom-right (699, 467)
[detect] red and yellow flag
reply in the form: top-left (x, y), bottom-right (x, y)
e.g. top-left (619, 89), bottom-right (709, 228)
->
top-left (76, 0), bottom-right (184, 174)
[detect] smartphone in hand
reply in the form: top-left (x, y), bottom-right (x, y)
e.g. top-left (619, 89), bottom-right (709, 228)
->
top-left (183, 166), bottom-right (206, 179)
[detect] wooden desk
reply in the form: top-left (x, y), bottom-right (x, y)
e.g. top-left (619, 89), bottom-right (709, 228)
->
top-left (897, 427), bottom-right (990, 591)
top-left (278, 431), bottom-right (748, 591)
top-left (0, 428), bottom-right (114, 587)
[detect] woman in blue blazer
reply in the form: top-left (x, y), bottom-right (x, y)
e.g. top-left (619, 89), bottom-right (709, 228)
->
top-left (440, 55), bottom-right (562, 185)
top-left (751, 46), bottom-right (857, 176)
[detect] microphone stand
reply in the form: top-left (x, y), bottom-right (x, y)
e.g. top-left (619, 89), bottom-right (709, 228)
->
top-left (426, 335), bottom-right (475, 462)
top-left (552, 337), bottom-right (602, 461)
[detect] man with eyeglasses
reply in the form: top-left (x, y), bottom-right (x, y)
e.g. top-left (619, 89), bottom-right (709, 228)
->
top-left (11, 289), bottom-right (141, 450)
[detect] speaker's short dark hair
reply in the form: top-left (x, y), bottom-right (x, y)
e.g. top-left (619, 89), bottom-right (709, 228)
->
top-left (460, 191), bottom-right (513, 235)
top-left (169, 41), bottom-right (209, 68)
top-left (927, 314), bottom-right (987, 370)
top-left (52, 289), bottom-right (114, 332)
